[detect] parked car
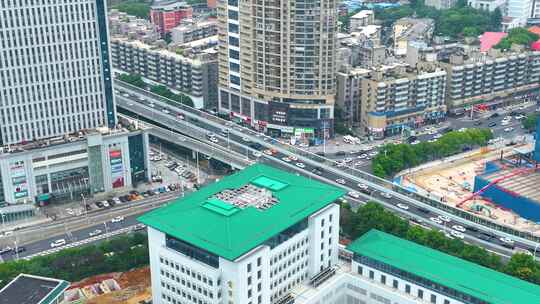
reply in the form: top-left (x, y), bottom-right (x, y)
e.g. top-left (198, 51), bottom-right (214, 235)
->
top-left (111, 216), bottom-right (124, 223)
top-left (89, 229), bottom-right (103, 237)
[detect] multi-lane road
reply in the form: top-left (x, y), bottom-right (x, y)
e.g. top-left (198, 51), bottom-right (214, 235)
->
top-left (114, 81), bottom-right (540, 258)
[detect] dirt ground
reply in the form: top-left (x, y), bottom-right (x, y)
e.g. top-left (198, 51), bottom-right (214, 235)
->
top-left (402, 145), bottom-right (540, 235)
top-left (85, 267), bottom-right (151, 304)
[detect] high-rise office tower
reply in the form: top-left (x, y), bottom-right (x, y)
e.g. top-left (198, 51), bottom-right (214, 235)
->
top-left (217, 0), bottom-right (338, 140)
top-left (0, 0), bottom-right (116, 146)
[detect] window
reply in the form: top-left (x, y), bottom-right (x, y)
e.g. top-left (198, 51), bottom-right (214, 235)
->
top-left (257, 257), bottom-right (262, 267)
top-left (247, 263), bottom-right (252, 272)
top-left (380, 275), bottom-right (386, 284)
top-left (357, 266), bottom-right (363, 275)
top-left (430, 294), bottom-right (436, 303)
top-left (369, 270), bottom-right (374, 279)
top-left (392, 279), bottom-right (398, 289)
top-left (444, 300), bottom-right (450, 304)
top-left (248, 276), bottom-right (252, 285)
top-left (230, 75), bottom-right (240, 85)
top-left (405, 284), bottom-right (411, 294)
top-left (229, 36), bottom-right (239, 47)
top-left (228, 10), bottom-right (239, 20)
top-left (418, 289), bottom-right (424, 299)
top-left (230, 62), bottom-right (240, 72)
top-left (229, 49), bottom-right (240, 60)
top-left (228, 23), bottom-right (239, 33)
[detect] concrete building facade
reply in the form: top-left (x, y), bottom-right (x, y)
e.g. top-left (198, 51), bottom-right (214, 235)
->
top-left (425, 0), bottom-right (457, 10)
top-left (217, 0), bottom-right (338, 140)
top-left (467, 0), bottom-right (505, 11)
top-left (150, 1), bottom-right (193, 36)
top-left (110, 38), bottom-right (218, 110)
top-left (442, 51), bottom-right (540, 115)
top-left (171, 20), bottom-right (218, 44)
top-left (139, 164), bottom-right (345, 304)
top-left (393, 18), bottom-right (435, 56)
top-left (349, 10), bottom-right (374, 31)
top-left (0, 0), bottom-right (116, 146)
top-left (360, 66), bottom-right (447, 139)
top-left (336, 68), bottom-right (370, 129)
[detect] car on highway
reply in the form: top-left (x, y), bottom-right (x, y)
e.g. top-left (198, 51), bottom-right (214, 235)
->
top-left (396, 203), bottom-right (409, 210)
top-left (450, 231), bottom-right (465, 239)
top-left (438, 215), bottom-right (451, 222)
top-left (162, 109), bottom-right (170, 114)
top-left (452, 225), bottom-right (466, 232)
top-left (50, 239), bottom-right (66, 248)
top-left (252, 151), bottom-right (262, 158)
top-left (0, 247), bottom-right (12, 255)
top-left (89, 229), bottom-right (103, 237)
top-left (241, 137), bottom-right (251, 142)
top-left (336, 178), bottom-right (346, 185)
top-left (133, 223), bottom-right (147, 231)
top-left (357, 183), bottom-right (369, 190)
top-left (282, 157), bottom-right (291, 162)
top-left (0, 230), bottom-right (13, 238)
top-left (295, 162), bottom-right (306, 168)
top-left (289, 155), bottom-right (298, 161)
top-left (488, 122), bottom-right (497, 127)
top-left (499, 237), bottom-right (514, 245)
top-left (430, 217), bottom-right (443, 225)
top-left (348, 191), bottom-right (361, 199)
top-left (504, 127), bottom-right (514, 132)
top-left (111, 216), bottom-right (124, 223)
top-left (11, 246), bottom-right (25, 254)
top-left (209, 137), bottom-right (219, 143)
top-left (380, 192), bottom-right (392, 199)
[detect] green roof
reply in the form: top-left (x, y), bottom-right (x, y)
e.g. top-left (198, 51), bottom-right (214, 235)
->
top-left (347, 230), bottom-right (540, 304)
top-left (138, 164), bottom-right (345, 261)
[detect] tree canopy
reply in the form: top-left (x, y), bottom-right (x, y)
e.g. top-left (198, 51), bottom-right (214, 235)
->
top-left (112, 0), bottom-right (151, 19)
top-left (372, 128), bottom-right (493, 177)
top-left (0, 233), bottom-right (148, 289)
top-left (495, 28), bottom-right (540, 50)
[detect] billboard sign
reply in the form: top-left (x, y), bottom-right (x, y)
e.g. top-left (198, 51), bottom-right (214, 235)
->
top-left (109, 148), bottom-right (124, 188)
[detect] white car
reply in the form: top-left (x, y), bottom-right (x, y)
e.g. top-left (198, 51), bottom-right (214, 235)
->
top-left (242, 137), bottom-right (251, 142)
top-left (452, 225), bottom-right (466, 232)
top-left (357, 154), bottom-right (367, 159)
top-left (50, 239), bottom-right (66, 248)
top-left (433, 133), bottom-right (443, 139)
top-left (162, 109), bottom-right (170, 114)
top-left (289, 155), bottom-right (298, 161)
top-left (295, 162), bottom-right (306, 168)
top-left (504, 127), bottom-right (514, 132)
top-left (430, 217), bottom-right (443, 225)
top-left (396, 203), bottom-right (409, 210)
top-left (368, 151), bottom-right (378, 157)
top-left (500, 237), bottom-right (514, 245)
top-left (209, 137), bottom-right (219, 143)
top-left (438, 215), bottom-right (451, 223)
top-left (89, 229), bottom-right (103, 237)
top-left (458, 127), bottom-right (467, 132)
top-left (111, 216), bottom-right (124, 223)
top-left (357, 183), bottom-right (369, 190)
top-left (336, 178), bottom-right (346, 185)
top-left (450, 231), bottom-right (465, 239)
top-left (252, 151), bottom-right (262, 158)
top-left (348, 191), bottom-right (361, 199)
top-left (282, 157), bottom-right (291, 162)
top-left (411, 140), bottom-right (421, 145)
top-left (380, 192), bottom-right (392, 199)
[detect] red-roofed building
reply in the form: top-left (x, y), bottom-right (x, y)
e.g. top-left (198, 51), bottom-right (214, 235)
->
top-left (529, 26), bottom-right (540, 36)
top-left (150, 1), bottom-right (193, 36)
top-left (480, 32), bottom-right (508, 52)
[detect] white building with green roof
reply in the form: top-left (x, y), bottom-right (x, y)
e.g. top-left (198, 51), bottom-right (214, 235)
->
top-left (139, 164), bottom-right (346, 304)
top-left (290, 229), bottom-right (540, 304)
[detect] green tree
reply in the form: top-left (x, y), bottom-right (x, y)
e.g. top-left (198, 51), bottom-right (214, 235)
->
top-left (505, 254), bottom-right (540, 283)
top-left (490, 8), bottom-right (503, 31)
top-left (118, 73), bottom-right (146, 88)
top-left (495, 27), bottom-right (540, 49)
top-left (112, 0), bottom-right (151, 19)
top-left (522, 114), bottom-right (539, 132)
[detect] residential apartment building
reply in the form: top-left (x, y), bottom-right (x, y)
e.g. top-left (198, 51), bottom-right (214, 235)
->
top-left (296, 230), bottom-right (540, 304)
top-left (139, 164), bottom-right (344, 304)
top-left (441, 51), bottom-right (540, 115)
top-left (336, 68), bottom-right (370, 128)
top-left (110, 38), bottom-right (218, 110)
top-left (360, 66), bottom-right (447, 138)
top-left (109, 9), bottom-right (161, 43)
top-left (171, 20), bottom-right (218, 44)
top-left (349, 10), bottom-right (374, 31)
top-left (150, 0), bottom-right (193, 36)
top-left (466, 0), bottom-right (505, 11)
top-left (217, 0), bottom-right (338, 140)
top-left (506, 0), bottom-right (533, 27)
top-left (0, 0), bottom-right (116, 146)
top-left (425, 0), bottom-right (457, 10)
top-left (393, 18), bottom-right (435, 56)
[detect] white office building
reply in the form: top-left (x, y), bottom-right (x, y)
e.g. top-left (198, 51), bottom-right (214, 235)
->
top-left (139, 164), bottom-right (345, 304)
top-left (0, 0), bottom-right (116, 146)
top-left (506, 0), bottom-right (534, 27)
top-left (293, 230), bottom-right (540, 304)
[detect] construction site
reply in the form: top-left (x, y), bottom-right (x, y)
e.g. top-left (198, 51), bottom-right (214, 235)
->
top-left (399, 119), bottom-right (540, 236)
